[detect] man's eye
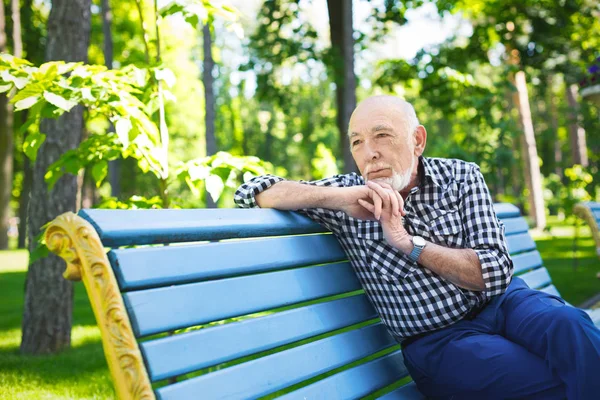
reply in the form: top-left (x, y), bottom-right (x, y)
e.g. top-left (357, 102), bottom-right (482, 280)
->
top-left (352, 140), bottom-right (361, 146)
top-left (376, 133), bottom-right (388, 138)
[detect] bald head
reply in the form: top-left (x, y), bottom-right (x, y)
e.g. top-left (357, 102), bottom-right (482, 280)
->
top-left (349, 96), bottom-right (420, 139)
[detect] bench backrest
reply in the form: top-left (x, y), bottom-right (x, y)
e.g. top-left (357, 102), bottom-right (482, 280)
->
top-left (574, 201), bottom-right (600, 256)
top-left (72, 202), bottom-right (553, 399)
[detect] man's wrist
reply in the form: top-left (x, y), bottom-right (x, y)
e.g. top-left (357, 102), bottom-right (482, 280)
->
top-left (396, 235), bottom-right (414, 254)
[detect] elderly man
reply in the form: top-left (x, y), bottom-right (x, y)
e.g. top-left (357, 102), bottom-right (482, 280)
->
top-left (234, 96), bottom-right (600, 399)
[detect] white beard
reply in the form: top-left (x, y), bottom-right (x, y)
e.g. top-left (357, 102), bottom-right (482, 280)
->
top-left (368, 155), bottom-right (415, 192)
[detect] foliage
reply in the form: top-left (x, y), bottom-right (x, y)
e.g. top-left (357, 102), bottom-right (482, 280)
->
top-left (0, 54), bottom-right (171, 182)
top-left (544, 165), bottom-right (594, 216)
top-left (176, 151), bottom-right (273, 202)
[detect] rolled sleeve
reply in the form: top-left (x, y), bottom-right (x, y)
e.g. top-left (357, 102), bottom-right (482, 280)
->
top-left (234, 173), bottom-right (363, 234)
top-left (234, 174), bottom-right (284, 209)
top-left (461, 165), bottom-right (513, 297)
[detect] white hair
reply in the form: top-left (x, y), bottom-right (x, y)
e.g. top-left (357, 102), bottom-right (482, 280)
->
top-left (399, 100), bottom-right (420, 138)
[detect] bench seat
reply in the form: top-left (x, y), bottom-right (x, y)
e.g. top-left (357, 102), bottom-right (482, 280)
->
top-left (44, 203), bottom-right (600, 399)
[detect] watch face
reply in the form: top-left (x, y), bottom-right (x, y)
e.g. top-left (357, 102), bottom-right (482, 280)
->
top-left (413, 236), bottom-right (426, 247)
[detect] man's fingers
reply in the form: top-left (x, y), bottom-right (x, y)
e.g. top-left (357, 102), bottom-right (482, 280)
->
top-left (372, 190), bottom-right (382, 220)
top-left (358, 198), bottom-right (375, 214)
top-left (367, 181), bottom-right (401, 217)
top-left (395, 191), bottom-right (406, 216)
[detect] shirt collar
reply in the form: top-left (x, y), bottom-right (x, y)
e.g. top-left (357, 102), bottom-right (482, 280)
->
top-left (419, 156), bottom-right (443, 188)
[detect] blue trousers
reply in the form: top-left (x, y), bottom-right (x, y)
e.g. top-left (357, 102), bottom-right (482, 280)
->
top-left (402, 277), bottom-right (600, 399)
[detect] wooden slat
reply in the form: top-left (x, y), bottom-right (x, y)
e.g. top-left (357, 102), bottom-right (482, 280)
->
top-left (506, 233), bottom-right (536, 255)
top-left (125, 262), bottom-right (361, 337)
top-left (378, 382), bottom-right (425, 400)
top-left (154, 323), bottom-right (397, 400)
top-left (141, 295), bottom-right (377, 381)
top-left (501, 217), bottom-right (529, 236)
top-left (79, 208), bottom-right (326, 247)
top-left (519, 267), bottom-right (552, 290)
top-left (584, 201), bottom-right (600, 211)
top-left (493, 203), bottom-right (521, 219)
top-left (109, 234), bottom-right (346, 290)
top-left (512, 251), bottom-right (543, 274)
top-left (82, 204), bottom-right (522, 248)
top-left (279, 351), bottom-right (408, 400)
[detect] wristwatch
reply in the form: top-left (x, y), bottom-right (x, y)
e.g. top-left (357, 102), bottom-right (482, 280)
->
top-left (408, 236), bottom-right (426, 263)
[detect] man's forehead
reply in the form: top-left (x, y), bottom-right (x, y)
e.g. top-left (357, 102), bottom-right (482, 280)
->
top-left (349, 123), bottom-right (394, 137)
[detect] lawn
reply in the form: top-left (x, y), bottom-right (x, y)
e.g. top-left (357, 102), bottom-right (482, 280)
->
top-left (0, 218), bottom-right (598, 399)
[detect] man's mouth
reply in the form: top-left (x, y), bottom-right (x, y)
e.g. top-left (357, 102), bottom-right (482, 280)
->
top-left (368, 168), bottom-right (391, 179)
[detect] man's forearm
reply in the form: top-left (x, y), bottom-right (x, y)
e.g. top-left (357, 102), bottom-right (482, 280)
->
top-left (422, 244), bottom-right (485, 291)
top-left (256, 181), bottom-right (342, 210)
top-left (396, 239), bottom-right (485, 291)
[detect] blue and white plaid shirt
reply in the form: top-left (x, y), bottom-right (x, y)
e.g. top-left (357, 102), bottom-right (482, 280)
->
top-left (234, 156), bottom-right (513, 339)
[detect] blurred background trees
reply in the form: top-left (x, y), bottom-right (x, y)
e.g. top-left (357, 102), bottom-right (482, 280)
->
top-left (0, 0), bottom-right (598, 256)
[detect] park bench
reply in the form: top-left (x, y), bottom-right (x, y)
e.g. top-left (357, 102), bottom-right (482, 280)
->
top-left (45, 203), bottom-right (600, 400)
top-left (574, 201), bottom-right (600, 258)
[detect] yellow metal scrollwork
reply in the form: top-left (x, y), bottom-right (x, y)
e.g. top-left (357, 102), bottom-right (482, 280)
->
top-left (45, 212), bottom-right (155, 400)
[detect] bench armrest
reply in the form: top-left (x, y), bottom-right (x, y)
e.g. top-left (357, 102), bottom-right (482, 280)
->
top-left (45, 212), bottom-right (155, 400)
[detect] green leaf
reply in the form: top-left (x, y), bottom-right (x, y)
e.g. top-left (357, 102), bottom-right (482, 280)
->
top-left (39, 63), bottom-right (59, 81)
top-left (205, 174), bottom-right (225, 203)
top-left (0, 69), bottom-right (29, 89)
top-left (91, 160), bottom-right (108, 187)
top-left (15, 95), bottom-right (40, 111)
top-left (81, 87), bottom-right (95, 102)
top-left (155, 68), bottom-right (176, 88)
top-left (29, 241), bottom-right (49, 265)
top-left (22, 132), bottom-right (46, 161)
top-left (43, 91), bottom-right (78, 112)
top-left (115, 118), bottom-right (132, 148)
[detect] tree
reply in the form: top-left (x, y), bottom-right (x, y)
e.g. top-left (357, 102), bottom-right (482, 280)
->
top-left (203, 21), bottom-right (217, 208)
top-left (327, 0), bottom-right (356, 173)
top-left (21, 0), bottom-right (92, 355)
top-left (0, 0), bottom-right (13, 249)
top-left (101, 0), bottom-right (121, 199)
top-left (566, 84), bottom-right (588, 167)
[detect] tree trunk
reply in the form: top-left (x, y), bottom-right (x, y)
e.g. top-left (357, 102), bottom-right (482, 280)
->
top-left (18, 155), bottom-right (31, 249)
top-left (327, 0), bottom-right (356, 173)
top-left (21, 0), bottom-right (91, 355)
top-left (511, 70), bottom-right (546, 229)
top-left (0, 1), bottom-right (13, 250)
top-left (566, 84), bottom-right (588, 167)
top-left (203, 22), bottom-right (216, 208)
top-left (101, 0), bottom-right (120, 199)
top-left (547, 76), bottom-right (562, 176)
top-left (12, 0), bottom-right (23, 57)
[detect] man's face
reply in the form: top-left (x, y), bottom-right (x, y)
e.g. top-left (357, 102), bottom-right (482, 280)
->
top-left (349, 102), bottom-right (417, 191)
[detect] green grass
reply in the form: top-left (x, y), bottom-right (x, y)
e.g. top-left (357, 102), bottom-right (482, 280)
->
top-left (0, 250), bottom-right (116, 400)
top-left (0, 217), bottom-right (598, 399)
top-left (531, 216), bottom-right (600, 306)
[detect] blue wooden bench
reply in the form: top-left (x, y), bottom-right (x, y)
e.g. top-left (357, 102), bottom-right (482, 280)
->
top-left (574, 201), bottom-right (600, 258)
top-left (45, 203), bottom-right (600, 399)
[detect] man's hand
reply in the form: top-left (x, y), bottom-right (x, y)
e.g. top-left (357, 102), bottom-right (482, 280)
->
top-left (357, 181), bottom-right (412, 252)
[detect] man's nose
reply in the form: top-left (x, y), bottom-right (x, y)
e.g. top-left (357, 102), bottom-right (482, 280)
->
top-left (365, 142), bottom-right (380, 160)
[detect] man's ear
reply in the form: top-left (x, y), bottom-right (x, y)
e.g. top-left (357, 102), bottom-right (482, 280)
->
top-left (414, 125), bottom-right (427, 156)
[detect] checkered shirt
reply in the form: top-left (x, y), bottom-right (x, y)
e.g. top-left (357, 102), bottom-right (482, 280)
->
top-left (234, 156), bottom-right (513, 340)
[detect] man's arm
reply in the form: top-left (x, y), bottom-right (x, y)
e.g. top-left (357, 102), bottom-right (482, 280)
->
top-left (234, 174), bottom-right (401, 232)
top-left (361, 170), bottom-right (511, 294)
top-left (396, 236), bottom-right (485, 291)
